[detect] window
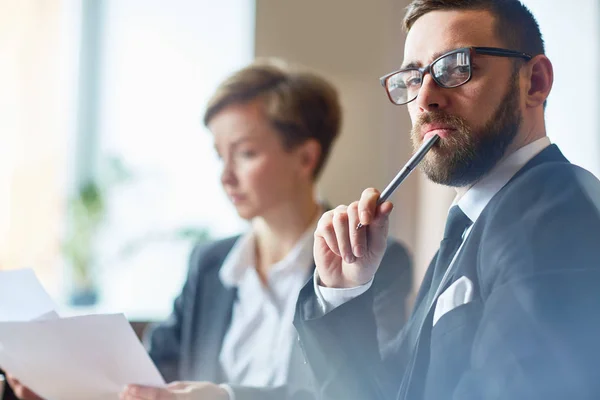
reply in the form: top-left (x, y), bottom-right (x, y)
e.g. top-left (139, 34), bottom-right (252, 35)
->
top-left (79, 0), bottom-right (255, 320)
top-left (1, 0), bottom-right (255, 321)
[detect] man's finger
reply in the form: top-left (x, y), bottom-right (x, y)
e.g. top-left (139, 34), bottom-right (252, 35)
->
top-left (358, 188), bottom-right (381, 226)
top-left (371, 201), bottom-right (394, 227)
top-left (315, 210), bottom-right (341, 257)
top-left (348, 201), bottom-right (367, 257)
top-left (363, 201), bottom-right (393, 257)
top-left (332, 206), bottom-right (354, 263)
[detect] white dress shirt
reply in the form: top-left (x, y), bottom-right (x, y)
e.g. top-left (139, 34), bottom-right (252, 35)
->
top-left (316, 137), bottom-right (551, 312)
top-left (218, 215), bottom-right (318, 397)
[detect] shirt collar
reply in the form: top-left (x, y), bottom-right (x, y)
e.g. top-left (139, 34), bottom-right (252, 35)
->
top-left (219, 231), bottom-right (255, 288)
top-left (219, 209), bottom-right (321, 288)
top-left (457, 137), bottom-right (551, 223)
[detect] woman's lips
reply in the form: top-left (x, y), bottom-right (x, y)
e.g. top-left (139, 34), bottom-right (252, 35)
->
top-left (228, 194), bottom-right (246, 204)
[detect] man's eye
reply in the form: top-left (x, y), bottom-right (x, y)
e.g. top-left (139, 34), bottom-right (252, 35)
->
top-left (454, 65), bottom-right (470, 74)
top-left (405, 77), bottom-right (422, 88)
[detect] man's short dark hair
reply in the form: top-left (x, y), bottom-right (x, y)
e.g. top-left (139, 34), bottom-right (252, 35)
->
top-left (404, 0), bottom-right (545, 56)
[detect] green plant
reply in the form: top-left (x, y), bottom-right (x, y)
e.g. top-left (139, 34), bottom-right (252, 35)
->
top-left (62, 156), bottom-right (212, 304)
top-left (62, 180), bottom-right (104, 292)
top-left (62, 157), bottom-right (132, 300)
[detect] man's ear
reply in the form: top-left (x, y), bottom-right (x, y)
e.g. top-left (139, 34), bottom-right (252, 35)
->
top-left (523, 54), bottom-right (553, 108)
top-left (296, 138), bottom-right (322, 179)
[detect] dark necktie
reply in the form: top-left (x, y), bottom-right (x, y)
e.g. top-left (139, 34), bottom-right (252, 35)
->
top-left (429, 205), bottom-right (473, 295)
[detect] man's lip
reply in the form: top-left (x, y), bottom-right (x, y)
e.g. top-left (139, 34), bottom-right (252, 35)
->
top-left (423, 126), bottom-right (455, 140)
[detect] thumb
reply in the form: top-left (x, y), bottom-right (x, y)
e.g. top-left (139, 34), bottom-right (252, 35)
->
top-left (366, 201), bottom-right (393, 252)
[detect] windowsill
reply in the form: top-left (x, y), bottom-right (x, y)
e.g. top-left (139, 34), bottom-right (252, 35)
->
top-left (57, 302), bottom-right (165, 323)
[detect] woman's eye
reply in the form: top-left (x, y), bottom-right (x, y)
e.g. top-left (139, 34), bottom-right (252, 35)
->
top-left (238, 149), bottom-right (257, 158)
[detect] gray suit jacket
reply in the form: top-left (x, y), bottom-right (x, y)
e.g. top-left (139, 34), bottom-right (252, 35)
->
top-left (293, 145), bottom-right (600, 400)
top-left (146, 235), bottom-right (412, 400)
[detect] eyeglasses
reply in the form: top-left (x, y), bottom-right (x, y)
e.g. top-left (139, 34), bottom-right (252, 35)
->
top-left (380, 47), bottom-right (532, 105)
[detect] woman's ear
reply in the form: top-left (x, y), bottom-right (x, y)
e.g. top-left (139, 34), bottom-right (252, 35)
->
top-left (296, 138), bottom-right (322, 179)
top-left (524, 54), bottom-right (553, 108)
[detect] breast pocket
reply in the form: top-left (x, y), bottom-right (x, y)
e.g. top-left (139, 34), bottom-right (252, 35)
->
top-left (426, 300), bottom-right (483, 399)
top-left (431, 299), bottom-right (482, 347)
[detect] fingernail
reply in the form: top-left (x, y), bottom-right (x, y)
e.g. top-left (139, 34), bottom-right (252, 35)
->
top-left (344, 254), bottom-right (356, 263)
top-left (353, 245), bottom-right (364, 258)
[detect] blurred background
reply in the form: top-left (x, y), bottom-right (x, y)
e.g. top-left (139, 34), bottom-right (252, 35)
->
top-left (1, 0), bottom-right (598, 323)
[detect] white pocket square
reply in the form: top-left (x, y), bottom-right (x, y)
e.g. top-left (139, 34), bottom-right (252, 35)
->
top-left (432, 276), bottom-right (474, 327)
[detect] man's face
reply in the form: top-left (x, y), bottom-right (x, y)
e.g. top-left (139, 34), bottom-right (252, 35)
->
top-left (404, 10), bottom-right (524, 187)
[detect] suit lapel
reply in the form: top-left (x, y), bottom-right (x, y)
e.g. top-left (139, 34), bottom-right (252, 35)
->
top-left (191, 262), bottom-right (237, 382)
top-left (441, 144), bottom-right (569, 291)
top-left (437, 144), bottom-right (568, 292)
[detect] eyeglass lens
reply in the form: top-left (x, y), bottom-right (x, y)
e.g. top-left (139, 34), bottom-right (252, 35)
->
top-left (386, 49), bottom-right (472, 104)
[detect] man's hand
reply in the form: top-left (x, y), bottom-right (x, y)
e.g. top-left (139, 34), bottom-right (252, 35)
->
top-left (5, 374), bottom-right (43, 400)
top-left (120, 381), bottom-right (229, 400)
top-left (315, 188), bottom-right (393, 288)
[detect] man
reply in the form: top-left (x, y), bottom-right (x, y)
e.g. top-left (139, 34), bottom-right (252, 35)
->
top-left (293, 1), bottom-right (600, 399)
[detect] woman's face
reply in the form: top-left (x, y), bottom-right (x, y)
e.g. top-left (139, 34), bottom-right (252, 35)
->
top-left (209, 99), bottom-right (312, 220)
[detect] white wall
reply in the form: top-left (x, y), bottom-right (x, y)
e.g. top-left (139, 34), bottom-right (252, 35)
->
top-left (522, 0), bottom-right (600, 176)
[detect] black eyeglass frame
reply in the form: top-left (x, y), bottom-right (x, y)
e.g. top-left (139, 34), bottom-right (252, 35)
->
top-left (380, 46), bottom-right (533, 105)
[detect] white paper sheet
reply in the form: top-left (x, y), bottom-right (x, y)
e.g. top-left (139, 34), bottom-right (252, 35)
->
top-left (0, 313), bottom-right (165, 400)
top-left (0, 269), bottom-right (58, 322)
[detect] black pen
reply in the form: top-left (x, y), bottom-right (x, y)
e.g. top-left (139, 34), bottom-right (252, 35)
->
top-left (357, 133), bottom-right (440, 229)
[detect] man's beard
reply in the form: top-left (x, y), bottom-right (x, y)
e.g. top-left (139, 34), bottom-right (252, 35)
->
top-left (410, 73), bottom-right (522, 187)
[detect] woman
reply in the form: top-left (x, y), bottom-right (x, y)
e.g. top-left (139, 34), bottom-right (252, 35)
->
top-left (5, 59), bottom-right (412, 400)
top-left (131, 59), bottom-right (412, 399)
